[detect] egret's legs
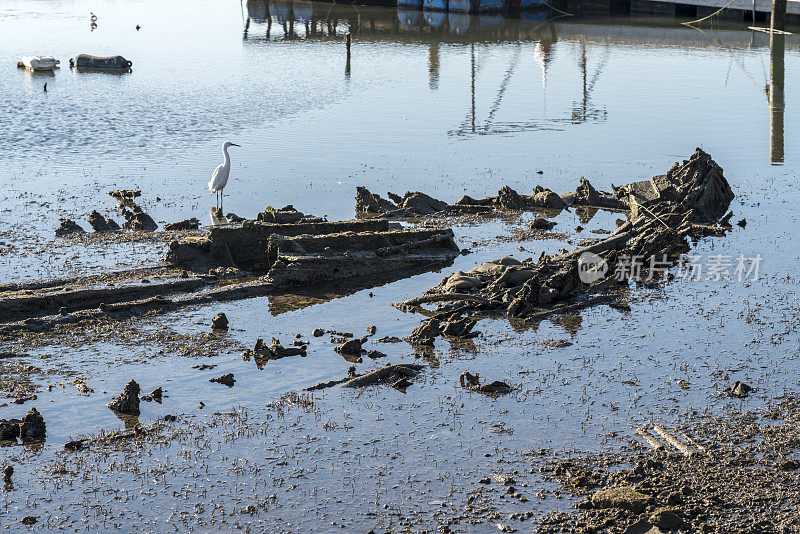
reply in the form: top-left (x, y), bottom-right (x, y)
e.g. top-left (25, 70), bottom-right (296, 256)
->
top-left (220, 190), bottom-right (224, 214)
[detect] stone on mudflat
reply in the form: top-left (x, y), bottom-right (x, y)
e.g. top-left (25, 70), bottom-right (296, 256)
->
top-left (591, 486), bottom-right (650, 513)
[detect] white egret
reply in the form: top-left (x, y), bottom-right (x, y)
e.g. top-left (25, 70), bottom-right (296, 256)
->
top-left (208, 141), bottom-right (240, 213)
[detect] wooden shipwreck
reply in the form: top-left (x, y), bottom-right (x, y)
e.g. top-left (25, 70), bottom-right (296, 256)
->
top-left (0, 218), bottom-right (460, 332)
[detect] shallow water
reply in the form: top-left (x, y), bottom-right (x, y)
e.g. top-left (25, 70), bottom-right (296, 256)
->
top-left (2, 0), bottom-right (800, 531)
top-left (1, 0), bottom-right (799, 280)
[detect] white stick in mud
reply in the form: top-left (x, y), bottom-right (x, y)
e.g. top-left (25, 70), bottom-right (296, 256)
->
top-left (653, 424), bottom-right (696, 456)
top-left (635, 427), bottom-right (666, 451)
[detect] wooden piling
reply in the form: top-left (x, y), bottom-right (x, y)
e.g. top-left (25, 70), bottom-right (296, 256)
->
top-left (769, 31), bottom-right (785, 163)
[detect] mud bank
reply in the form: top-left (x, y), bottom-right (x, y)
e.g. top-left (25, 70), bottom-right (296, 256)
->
top-left (537, 396), bottom-right (800, 533)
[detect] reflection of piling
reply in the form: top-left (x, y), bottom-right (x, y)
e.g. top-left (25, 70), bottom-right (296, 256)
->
top-left (769, 32), bottom-right (785, 164)
top-left (428, 43), bottom-right (440, 90)
top-left (771, 0), bottom-right (786, 31)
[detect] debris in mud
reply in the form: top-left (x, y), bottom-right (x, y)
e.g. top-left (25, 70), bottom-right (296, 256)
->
top-left (247, 338), bottom-right (307, 361)
top-left (20, 408), bottom-right (46, 442)
top-left (590, 486), bottom-right (650, 513)
top-left (312, 328), bottom-right (325, 337)
top-left (0, 407), bottom-right (46, 443)
top-left (459, 372), bottom-right (513, 395)
top-left (531, 218), bottom-right (557, 230)
top-left (356, 184), bottom-right (569, 219)
top-left (21, 516), bottom-right (38, 526)
top-left (88, 210), bottom-right (121, 233)
top-left (335, 338), bottom-right (363, 357)
top-left (562, 176), bottom-right (627, 210)
top-left (442, 317), bottom-right (479, 338)
top-left (55, 218), bottom-right (85, 236)
top-left (407, 315), bottom-right (480, 347)
top-left (209, 373), bottom-right (235, 387)
top-left (407, 319), bottom-right (440, 346)
top-left (399, 149), bottom-right (735, 332)
top-left (0, 419), bottom-right (20, 441)
top-left (74, 379), bottom-right (93, 395)
top-left (738, 218), bottom-right (747, 228)
top-left (121, 203), bottom-right (158, 231)
top-left (306, 363), bottom-right (424, 390)
top-left (392, 377), bottom-right (413, 391)
top-left (3, 465), bottom-right (12, 482)
top-left (726, 380), bottom-right (752, 398)
top-left (355, 187), bottom-right (449, 217)
top-left (341, 363), bottom-right (424, 388)
top-left (164, 218), bottom-right (200, 231)
top-left (141, 386), bottom-right (164, 402)
top-left (257, 205), bottom-right (319, 224)
top-left (192, 364), bottom-right (217, 370)
top-left (64, 421), bottom-right (162, 451)
top-left (107, 380), bottom-right (141, 415)
top-left (108, 189), bottom-right (141, 202)
top-left (211, 312), bottom-right (229, 330)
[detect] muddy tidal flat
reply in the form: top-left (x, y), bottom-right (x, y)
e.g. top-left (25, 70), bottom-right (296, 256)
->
top-left (3, 0), bottom-right (800, 532)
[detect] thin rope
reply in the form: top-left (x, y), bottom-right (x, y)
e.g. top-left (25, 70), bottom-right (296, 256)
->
top-left (540, 0), bottom-right (574, 17)
top-left (682, 0), bottom-right (738, 26)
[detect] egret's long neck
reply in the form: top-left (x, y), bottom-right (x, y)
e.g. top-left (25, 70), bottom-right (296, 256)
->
top-left (222, 146), bottom-right (231, 166)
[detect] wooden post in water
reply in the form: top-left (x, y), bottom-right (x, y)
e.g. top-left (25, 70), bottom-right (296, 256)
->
top-left (771, 0), bottom-right (786, 30)
top-left (769, 31), bottom-right (785, 164)
top-left (345, 32), bottom-right (351, 78)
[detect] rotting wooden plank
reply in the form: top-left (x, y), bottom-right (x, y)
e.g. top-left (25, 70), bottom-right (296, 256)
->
top-left (677, 429), bottom-right (710, 456)
top-left (653, 424), bottom-right (696, 456)
top-left (635, 427), bottom-right (666, 451)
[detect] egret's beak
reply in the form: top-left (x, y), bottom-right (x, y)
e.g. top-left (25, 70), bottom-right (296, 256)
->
top-left (229, 143), bottom-right (241, 147)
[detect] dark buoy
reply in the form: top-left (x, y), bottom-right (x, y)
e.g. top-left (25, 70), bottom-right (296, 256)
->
top-left (43, 83), bottom-right (47, 92)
